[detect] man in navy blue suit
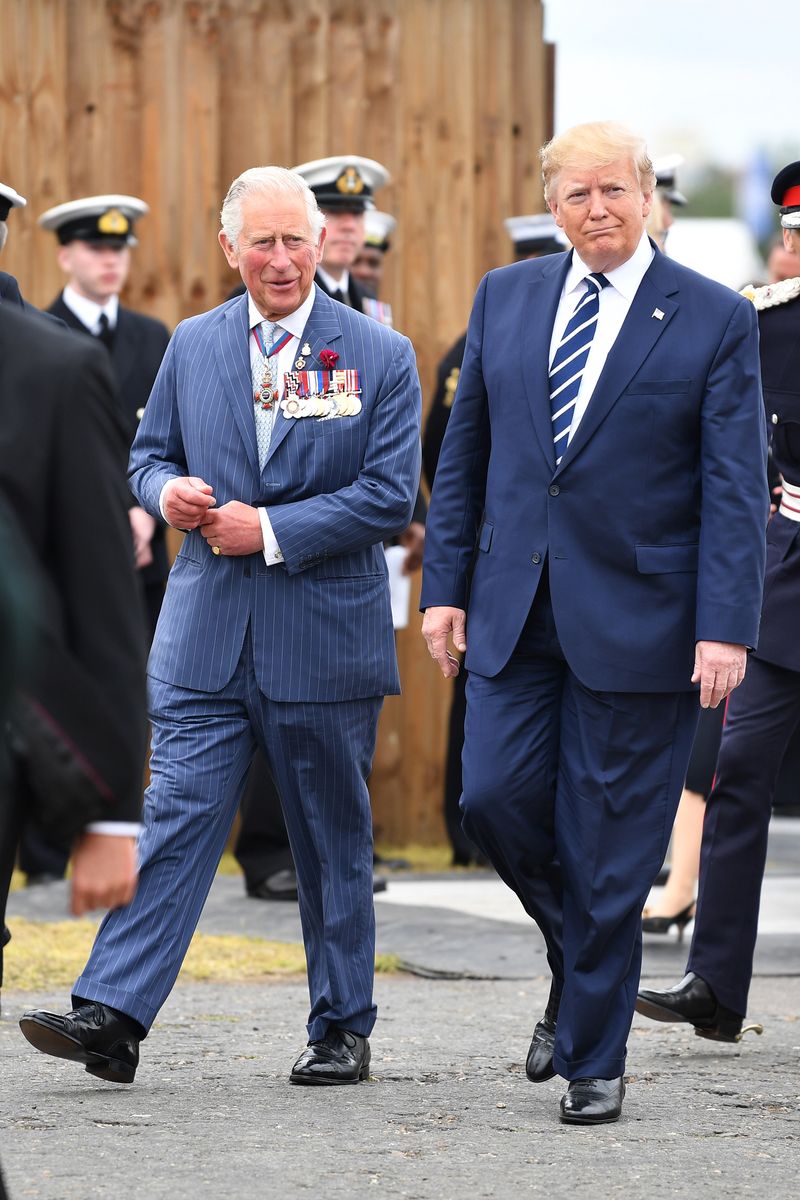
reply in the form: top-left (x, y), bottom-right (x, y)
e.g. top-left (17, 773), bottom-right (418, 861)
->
top-left (421, 122), bottom-right (768, 1124)
top-left (20, 166), bottom-right (421, 1087)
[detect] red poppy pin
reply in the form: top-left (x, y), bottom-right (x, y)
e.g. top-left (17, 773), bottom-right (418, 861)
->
top-left (319, 349), bottom-right (339, 369)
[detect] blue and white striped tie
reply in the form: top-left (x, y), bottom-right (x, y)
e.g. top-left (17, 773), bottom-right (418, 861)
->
top-left (549, 273), bottom-right (609, 465)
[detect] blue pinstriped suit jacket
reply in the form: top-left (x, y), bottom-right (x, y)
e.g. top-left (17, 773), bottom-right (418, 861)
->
top-left (129, 285), bottom-right (422, 702)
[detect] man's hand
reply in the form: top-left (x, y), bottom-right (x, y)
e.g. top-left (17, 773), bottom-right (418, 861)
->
top-left (692, 640), bottom-right (748, 709)
top-left (422, 605), bottom-right (467, 678)
top-left (200, 501), bottom-right (264, 556)
top-left (70, 833), bottom-right (138, 916)
top-left (129, 505), bottom-right (156, 568)
top-left (163, 476), bottom-right (216, 530)
top-left (399, 521), bottom-right (426, 575)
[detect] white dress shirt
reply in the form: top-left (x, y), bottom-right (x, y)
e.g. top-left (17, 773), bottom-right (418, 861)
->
top-left (316, 264), bottom-right (349, 298)
top-left (62, 284), bottom-right (119, 334)
top-left (548, 232), bottom-right (654, 443)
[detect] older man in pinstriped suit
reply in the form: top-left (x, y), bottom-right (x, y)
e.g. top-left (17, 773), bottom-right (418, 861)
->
top-left (20, 166), bottom-right (422, 1087)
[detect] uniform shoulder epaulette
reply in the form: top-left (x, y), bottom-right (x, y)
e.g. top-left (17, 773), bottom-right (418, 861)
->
top-left (741, 277), bottom-right (800, 310)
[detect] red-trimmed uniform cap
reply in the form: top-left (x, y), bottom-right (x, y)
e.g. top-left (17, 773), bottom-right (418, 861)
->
top-left (771, 161), bottom-right (800, 229)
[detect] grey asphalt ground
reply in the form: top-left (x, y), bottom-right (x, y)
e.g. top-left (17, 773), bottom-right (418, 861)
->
top-left (1, 818), bottom-right (798, 1198)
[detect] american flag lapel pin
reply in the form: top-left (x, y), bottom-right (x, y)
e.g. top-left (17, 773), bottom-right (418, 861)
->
top-left (652, 308), bottom-right (665, 320)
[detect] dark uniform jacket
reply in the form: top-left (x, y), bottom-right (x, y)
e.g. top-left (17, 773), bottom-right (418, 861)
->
top-left (47, 292), bottom-right (171, 588)
top-left (0, 304), bottom-right (147, 820)
top-left (753, 284), bottom-right (800, 672)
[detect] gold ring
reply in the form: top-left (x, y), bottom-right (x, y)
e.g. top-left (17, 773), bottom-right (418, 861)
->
top-left (212, 546), bottom-right (221, 556)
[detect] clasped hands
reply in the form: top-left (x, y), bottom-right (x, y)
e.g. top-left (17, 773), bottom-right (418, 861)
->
top-left (422, 605), bottom-right (747, 707)
top-left (163, 477), bottom-right (264, 556)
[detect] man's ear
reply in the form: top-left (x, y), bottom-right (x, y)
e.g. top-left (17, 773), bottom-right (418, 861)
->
top-left (315, 225), bottom-right (327, 264)
top-left (218, 229), bottom-right (239, 269)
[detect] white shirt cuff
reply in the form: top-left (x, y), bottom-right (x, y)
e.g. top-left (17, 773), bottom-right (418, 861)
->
top-left (158, 478), bottom-right (180, 526)
top-left (258, 508), bottom-right (284, 565)
top-left (84, 822), bottom-right (142, 837)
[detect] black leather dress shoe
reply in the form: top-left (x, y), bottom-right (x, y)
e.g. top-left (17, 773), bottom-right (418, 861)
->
top-left (560, 1077), bottom-right (625, 1125)
top-left (248, 869), bottom-right (387, 901)
top-left (525, 977), bottom-right (561, 1082)
top-left (290, 1027), bottom-right (370, 1085)
top-left (635, 972), bottom-right (758, 1043)
top-left (19, 1002), bottom-right (142, 1083)
top-left (526, 1017), bottom-right (557, 1082)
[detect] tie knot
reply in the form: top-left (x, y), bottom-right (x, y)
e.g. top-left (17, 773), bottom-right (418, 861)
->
top-left (585, 273), bottom-right (610, 294)
top-left (261, 319), bottom-right (276, 344)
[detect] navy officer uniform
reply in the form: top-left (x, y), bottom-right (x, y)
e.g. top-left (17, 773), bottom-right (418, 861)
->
top-left (39, 195), bottom-right (171, 637)
top-left (638, 160), bottom-right (800, 1041)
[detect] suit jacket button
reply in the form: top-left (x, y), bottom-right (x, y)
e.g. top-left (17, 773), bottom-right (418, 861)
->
top-left (549, 484), bottom-right (560, 496)
top-left (531, 552), bottom-right (541, 565)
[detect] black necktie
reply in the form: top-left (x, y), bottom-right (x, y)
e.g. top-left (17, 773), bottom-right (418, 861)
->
top-left (330, 288), bottom-right (345, 305)
top-left (97, 312), bottom-right (115, 350)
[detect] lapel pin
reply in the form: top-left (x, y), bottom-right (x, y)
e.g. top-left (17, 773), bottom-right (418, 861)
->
top-left (301, 342), bottom-right (311, 356)
top-left (295, 357), bottom-right (306, 369)
top-left (652, 308), bottom-right (665, 321)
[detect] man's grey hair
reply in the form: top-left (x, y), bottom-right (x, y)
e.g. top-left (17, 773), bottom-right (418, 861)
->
top-left (0, 221), bottom-right (7, 254)
top-left (220, 167), bottom-right (326, 247)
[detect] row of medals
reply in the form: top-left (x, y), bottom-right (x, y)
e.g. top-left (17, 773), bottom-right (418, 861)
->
top-left (255, 360), bottom-right (362, 420)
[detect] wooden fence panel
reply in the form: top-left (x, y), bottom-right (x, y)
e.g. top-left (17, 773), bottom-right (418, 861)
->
top-left (0, 0), bottom-right (551, 844)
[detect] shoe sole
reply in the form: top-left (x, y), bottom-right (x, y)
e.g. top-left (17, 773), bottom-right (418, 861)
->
top-left (559, 1109), bottom-right (622, 1125)
top-left (635, 996), bottom-right (697, 1026)
top-left (19, 1018), bottom-right (136, 1084)
top-left (289, 1064), bottom-right (370, 1086)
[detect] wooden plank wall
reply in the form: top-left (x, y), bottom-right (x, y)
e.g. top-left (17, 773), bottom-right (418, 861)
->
top-left (0, 0), bottom-right (552, 845)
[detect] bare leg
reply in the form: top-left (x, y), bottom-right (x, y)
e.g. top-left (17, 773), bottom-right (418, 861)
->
top-left (643, 788), bottom-right (705, 916)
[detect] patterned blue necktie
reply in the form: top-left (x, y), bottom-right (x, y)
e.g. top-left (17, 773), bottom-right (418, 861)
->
top-left (549, 273), bottom-right (609, 465)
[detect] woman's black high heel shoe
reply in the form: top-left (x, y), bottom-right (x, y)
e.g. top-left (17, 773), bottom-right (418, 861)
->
top-left (641, 902), bottom-right (695, 941)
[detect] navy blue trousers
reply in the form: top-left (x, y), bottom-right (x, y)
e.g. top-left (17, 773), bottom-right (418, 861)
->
top-left (75, 631), bottom-right (382, 1042)
top-left (688, 654), bottom-right (800, 1017)
top-left (461, 580), bottom-right (698, 1079)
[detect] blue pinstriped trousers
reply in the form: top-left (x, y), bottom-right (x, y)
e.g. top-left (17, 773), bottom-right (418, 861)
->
top-left (73, 629), bottom-right (382, 1042)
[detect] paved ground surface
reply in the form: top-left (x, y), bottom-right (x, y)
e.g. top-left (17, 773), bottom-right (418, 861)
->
top-left (2, 818), bottom-right (798, 1198)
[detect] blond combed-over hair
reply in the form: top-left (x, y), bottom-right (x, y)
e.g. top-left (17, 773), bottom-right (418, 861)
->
top-left (540, 122), bottom-right (656, 202)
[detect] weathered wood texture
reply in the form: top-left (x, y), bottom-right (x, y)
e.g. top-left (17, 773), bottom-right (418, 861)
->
top-left (1, 0), bottom-right (551, 844)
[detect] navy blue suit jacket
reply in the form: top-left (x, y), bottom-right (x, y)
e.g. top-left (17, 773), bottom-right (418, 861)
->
top-left (421, 246), bottom-right (769, 692)
top-left (130, 285), bottom-right (421, 701)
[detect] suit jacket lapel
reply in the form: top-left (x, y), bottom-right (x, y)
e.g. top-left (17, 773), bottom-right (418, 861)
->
top-left (262, 285), bottom-right (343, 466)
top-left (215, 294), bottom-right (260, 477)
top-left (521, 253), bottom-right (571, 472)
top-left (555, 249), bottom-right (680, 474)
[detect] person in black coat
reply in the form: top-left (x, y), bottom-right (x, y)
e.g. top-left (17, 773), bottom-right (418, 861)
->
top-left (0, 303), bottom-right (148, 1001)
top-left (637, 161), bottom-right (800, 1043)
top-left (39, 194), bottom-right (171, 637)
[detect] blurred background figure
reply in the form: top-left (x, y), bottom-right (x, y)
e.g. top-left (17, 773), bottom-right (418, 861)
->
top-left (644, 167), bottom-right (800, 938)
top-left (423, 212), bottom-right (569, 865)
top-left (351, 209), bottom-right (397, 325)
top-left (0, 302), bottom-right (148, 1013)
top-left (0, 182), bottom-right (29, 305)
top-left (39, 194), bottom-right (171, 636)
top-left (637, 160), bottom-right (800, 1042)
top-left (293, 155), bottom-right (389, 310)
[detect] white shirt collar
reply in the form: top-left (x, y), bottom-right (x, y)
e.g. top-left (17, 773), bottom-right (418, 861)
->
top-left (247, 284), bottom-right (316, 340)
top-left (63, 285), bottom-right (119, 332)
top-left (316, 264), bottom-right (349, 296)
top-left (564, 231), bottom-right (654, 301)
